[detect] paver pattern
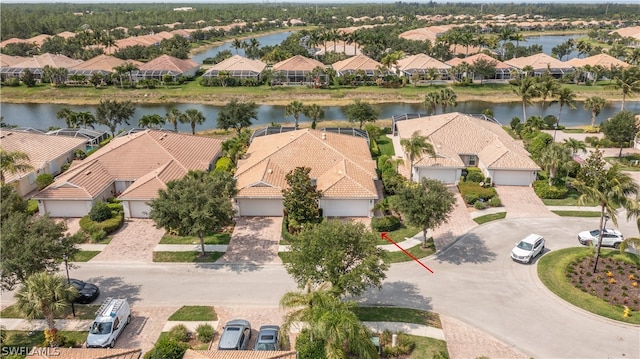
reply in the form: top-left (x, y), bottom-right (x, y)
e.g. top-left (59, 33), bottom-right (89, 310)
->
top-left (217, 217), bottom-right (283, 265)
top-left (212, 306), bottom-right (287, 350)
top-left (495, 186), bottom-right (556, 219)
top-left (117, 306), bottom-right (178, 352)
top-left (91, 219), bottom-right (164, 263)
top-left (432, 188), bottom-right (478, 250)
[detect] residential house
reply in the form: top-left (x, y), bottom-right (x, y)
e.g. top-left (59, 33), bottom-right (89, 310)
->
top-left (201, 55), bottom-right (266, 80)
top-left (0, 53), bottom-right (83, 80)
top-left (133, 54), bottom-right (200, 82)
top-left (235, 128), bottom-right (378, 217)
top-left (183, 349), bottom-right (297, 359)
top-left (446, 53), bottom-right (514, 81)
top-left (396, 53), bottom-right (450, 80)
top-left (68, 54), bottom-right (144, 77)
top-left (610, 26), bottom-right (640, 47)
top-left (332, 54), bottom-right (387, 77)
top-left (0, 128), bottom-right (86, 197)
top-left (504, 53), bottom-right (573, 78)
top-left (398, 25), bottom-right (457, 43)
top-left (565, 53), bottom-right (630, 81)
top-left (394, 112), bottom-right (540, 186)
top-left (271, 55), bottom-right (325, 84)
top-left (34, 130), bottom-right (223, 218)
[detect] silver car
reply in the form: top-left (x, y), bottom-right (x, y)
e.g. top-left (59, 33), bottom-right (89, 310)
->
top-left (254, 325), bottom-right (280, 351)
top-left (578, 229), bottom-right (624, 248)
top-left (218, 319), bottom-right (251, 350)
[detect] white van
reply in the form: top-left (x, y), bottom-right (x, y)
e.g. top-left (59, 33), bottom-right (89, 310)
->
top-left (86, 297), bottom-right (131, 348)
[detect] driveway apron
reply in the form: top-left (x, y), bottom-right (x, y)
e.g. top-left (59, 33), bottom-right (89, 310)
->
top-left (432, 187), bottom-right (478, 251)
top-left (495, 186), bottom-right (556, 219)
top-left (91, 219), bottom-right (165, 263)
top-left (218, 217), bottom-right (283, 264)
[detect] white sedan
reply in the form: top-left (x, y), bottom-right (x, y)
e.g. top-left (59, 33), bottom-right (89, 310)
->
top-left (577, 229), bottom-right (624, 248)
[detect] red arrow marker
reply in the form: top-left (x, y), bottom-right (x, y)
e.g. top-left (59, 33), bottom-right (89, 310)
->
top-left (381, 232), bottom-right (434, 274)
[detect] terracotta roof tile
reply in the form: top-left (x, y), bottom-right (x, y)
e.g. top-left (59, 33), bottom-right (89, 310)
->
top-left (182, 349), bottom-right (298, 359)
top-left (12, 53), bottom-right (83, 69)
top-left (71, 55), bottom-right (143, 72)
top-left (1, 54), bottom-right (29, 67)
top-left (205, 55), bottom-right (266, 75)
top-left (332, 55), bottom-right (382, 73)
top-left (26, 347), bottom-right (142, 359)
top-left (397, 53), bottom-right (450, 71)
top-left (272, 55), bottom-right (324, 72)
top-left (139, 54), bottom-right (199, 73)
top-left (446, 53), bottom-right (512, 69)
top-left (565, 53), bottom-right (629, 69)
top-left (504, 53), bottom-right (572, 71)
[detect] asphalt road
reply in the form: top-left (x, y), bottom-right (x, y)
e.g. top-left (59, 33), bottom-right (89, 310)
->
top-left (1, 215), bottom-right (638, 358)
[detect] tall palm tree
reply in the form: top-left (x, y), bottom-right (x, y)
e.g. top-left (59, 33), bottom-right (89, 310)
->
top-left (280, 281), bottom-right (333, 342)
top-left (0, 149), bottom-right (33, 184)
top-left (15, 272), bottom-right (77, 334)
top-left (165, 108), bottom-right (183, 132)
top-left (583, 96), bottom-right (607, 127)
top-left (423, 92), bottom-right (438, 115)
top-left (537, 76), bottom-right (560, 118)
top-left (562, 138), bottom-right (587, 156)
top-left (284, 100), bottom-right (305, 129)
top-left (400, 131), bottom-right (436, 182)
top-left (303, 104), bottom-right (324, 130)
top-left (574, 153), bottom-right (639, 272)
top-left (231, 38), bottom-right (244, 54)
top-left (537, 143), bottom-right (572, 185)
top-left (438, 88), bottom-right (458, 113)
top-left (137, 114), bottom-right (165, 129)
top-left (56, 107), bottom-right (78, 128)
top-left (612, 66), bottom-right (640, 111)
top-left (553, 87), bottom-right (577, 139)
top-left (76, 111), bottom-right (96, 129)
top-left (181, 109), bottom-right (206, 135)
top-left (512, 76), bottom-right (539, 121)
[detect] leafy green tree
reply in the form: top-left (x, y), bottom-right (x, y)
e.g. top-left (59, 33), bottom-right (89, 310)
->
top-left (0, 149), bottom-right (33, 184)
top-left (303, 104), bottom-right (325, 130)
top-left (143, 336), bottom-right (190, 359)
top-left (400, 131), bottom-right (435, 182)
top-left (0, 213), bottom-right (80, 291)
top-left (284, 220), bottom-right (389, 297)
top-left (221, 130), bottom-right (251, 165)
top-left (96, 99), bottom-right (136, 138)
top-left (344, 99), bottom-right (379, 129)
top-left (216, 98), bottom-right (259, 135)
top-left (537, 143), bottom-right (572, 185)
top-left (438, 88), bottom-right (458, 113)
top-left (282, 167), bottom-right (322, 227)
top-left (180, 109), bottom-right (206, 135)
top-left (471, 58), bottom-right (497, 85)
top-left (285, 100), bottom-right (306, 129)
top-left (149, 170), bottom-right (237, 255)
top-left (583, 96), bottom-right (607, 127)
top-left (15, 272), bottom-right (77, 335)
top-left (574, 149), bottom-right (639, 272)
top-left (21, 69), bottom-right (36, 87)
top-left (396, 178), bottom-right (456, 248)
top-left (600, 110), bottom-right (639, 158)
top-left (0, 183), bottom-right (27, 220)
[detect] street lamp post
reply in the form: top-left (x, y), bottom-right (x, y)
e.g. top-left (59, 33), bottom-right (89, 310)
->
top-left (63, 254), bottom-right (76, 317)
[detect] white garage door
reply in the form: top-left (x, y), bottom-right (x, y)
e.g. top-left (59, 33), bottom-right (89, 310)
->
top-left (420, 168), bottom-right (458, 184)
top-left (492, 170), bottom-right (535, 186)
top-left (321, 199), bottom-right (371, 217)
top-left (238, 199), bottom-right (283, 216)
top-left (42, 200), bottom-right (89, 217)
top-left (129, 201), bottom-right (151, 218)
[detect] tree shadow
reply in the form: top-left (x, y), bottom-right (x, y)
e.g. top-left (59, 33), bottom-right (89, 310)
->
top-left (86, 276), bottom-right (142, 305)
top-left (351, 281), bottom-right (432, 311)
top-left (434, 233), bottom-right (497, 265)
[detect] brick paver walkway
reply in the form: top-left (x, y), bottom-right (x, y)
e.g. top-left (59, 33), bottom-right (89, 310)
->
top-left (495, 186), bottom-right (556, 219)
top-left (217, 217), bottom-right (283, 264)
top-left (117, 306), bottom-right (178, 352)
top-left (212, 306), bottom-right (287, 350)
top-left (432, 187), bottom-right (479, 251)
top-left (91, 219), bottom-right (165, 263)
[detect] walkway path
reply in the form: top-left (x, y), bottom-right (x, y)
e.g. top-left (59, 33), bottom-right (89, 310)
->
top-left (431, 188), bottom-right (478, 250)
top-left (91, 219), bottom-right (164, 263)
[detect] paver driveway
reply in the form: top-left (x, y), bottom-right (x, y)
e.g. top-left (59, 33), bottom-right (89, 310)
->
top-left (91, 219), bottom-right (164, 263)
top-left (495, 186), bottom-right (556, 219)
top-left (217, 217), bottom-right (283, 264)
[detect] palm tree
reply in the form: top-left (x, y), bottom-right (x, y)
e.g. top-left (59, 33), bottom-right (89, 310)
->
top-left (612, 66), bottom-right (640, 111)
top-left (573, 152), bottom-right (639, 272)
top-left (231, 38), bottom-right (244, 54)
top-left (563, 138), bottom-right (587, 156)
top-left (181, 109), bottom-right (206, 135)
top-left (0, 149), bottom-right (33, 184)
top-left (400, 131), bottom-right (436, 182)
top-left (553, 87), bottom-right (577, 139)
top-left (537, 76), bottom-right (560, 118)
top-left (138, 114), bottom-right (165, 129)
top-left (537, 143), bottom-right (572, 185)
top-left (438, 88), bottom-right (458, 114)
top-left (512, 77), bottom-right (539, 121)
top-left (303, 104), bottom-right (324, 130)
top-left (423, 92), bottom-right (438, 115)
top-left (56, 107), bottom-right (78, 128)
top-left (15, 272), bottom-right (77, 335)
top-left (284, 100), bottom-right (305, 129)
top-left (165, 108), bottom-right (183, 132)
top-left (583, 96), bottom-right (607, 127)
top-left (76, 111), bottom-right (96, 129)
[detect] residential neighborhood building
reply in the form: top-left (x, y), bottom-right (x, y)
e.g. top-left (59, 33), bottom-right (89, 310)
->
top-left (26, 348), bottom-right (142, 359)
top-left (446, 53), bottom-right (514, 81)
top-left (332, 54), bottom-right (387, 77)
top-left (396, 53), bottom-right (451, 79)
top-left (133, 54), bottom-right (200, 82)
top-left (0, 53), bottom-right (83, 80)
top-left (504, 53), bottom-right (574, 77)
top-left (33, 129), bottom-right (223, 218)
top-left (201, 55), bottom-right (267, 80)
top-left (234, 128), bottom-right (379, 217)
top-left (68, 54), bottom-right (144, 77)
top-left (271, 55), bottom-right (325, 84)
top-left (394, 112), bottom-right (540, 186)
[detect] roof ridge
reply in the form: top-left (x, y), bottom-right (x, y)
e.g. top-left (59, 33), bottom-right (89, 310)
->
top-left (144, 131), bottom-right (191, 173)
top-left (235, 130), bottom-right (309, 177)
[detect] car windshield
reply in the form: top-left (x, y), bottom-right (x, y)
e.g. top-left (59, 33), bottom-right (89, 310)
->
top-left (90, 322), bottom-right (112, 334)
top-left (589, 230), bottom-right (600, 237)
top-left (256, 343), bottom-right (276, 350)
top-left (517, 241), bottom-right (533, 251)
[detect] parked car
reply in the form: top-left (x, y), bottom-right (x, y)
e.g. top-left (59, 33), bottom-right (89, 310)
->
top-left (68, 279), bottom-right (100, 304)
top-left (578, 228), bottom-right (624, 248)
top-left (254, 325), bottom-right (280, 351)
top-left (511, 234), bottom-right (545, 263)
top-left (218, 319), bottom-right (251, 350)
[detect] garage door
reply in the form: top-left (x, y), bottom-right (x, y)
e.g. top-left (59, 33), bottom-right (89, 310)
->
top-left (238, 199), bottom-right (283, 216)
top-left (420, 168), bottom-right (458, 184)
top-left (492, 170), bottom-right (535, 186)
top-left (42, 200), bottom-right (90, 217)
top-left (129, 201), bottom-right (151, 218)
top-left (321, 199), bottom-right (371, 217)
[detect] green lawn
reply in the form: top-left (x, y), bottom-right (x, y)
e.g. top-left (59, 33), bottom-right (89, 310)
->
top-left (2, 330), bottom-right (88, 349)
top-left (562, 128), bottom-right (585, 133)
top-left (153, 251), bottom-right (225, 262)
top-left (168, 306), bottom-right (217, 321)
top-left (1, 304), bottom-right (99, 320)
top-left (551, 210), bottom-right (601, 217)
top-left (407, 335), bottom-right (449, 359)
top-left (537, 248), bottom-right (640, 325)
top-left (376, 225), bottom-right (421, 245)
top-left (159, 233), bottom-right (231, 245)
top-left (354, 306), bottom-right (441, 328)
top-left (541, 190), bottom-right (598, 206)
top-left (376, 135), bottom-right (395, 156)
top-left (386, 243), bottom-right (435, 263)
top-left (71, 250), bottom-right (101, 262)
top-left (473, 212), bottom-right (506, 224)
top-left (605, 155), bottom-right (640, 172)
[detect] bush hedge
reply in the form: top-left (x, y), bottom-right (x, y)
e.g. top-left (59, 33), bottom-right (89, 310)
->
top-left (458, 181), bottom-right (497, 204)
top-left (35, 173), bottom-right (54, 190)
top-left (89, 202), bottom-right (113, 222)
top-left (196, 324), bottom-right (214, 343)
top-left (533, 180), bottom-right (569, 199)
top-left (371, 215), bottom-right (401, 232)
top-left (80, 202), bottom-right (124, 236)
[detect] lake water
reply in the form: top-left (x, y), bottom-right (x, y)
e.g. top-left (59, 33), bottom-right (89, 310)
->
top-left (1, 100), bottom-right (637, 134)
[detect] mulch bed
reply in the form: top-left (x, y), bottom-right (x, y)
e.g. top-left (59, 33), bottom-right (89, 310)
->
top-left (568, 255), bottom-right (640, 311)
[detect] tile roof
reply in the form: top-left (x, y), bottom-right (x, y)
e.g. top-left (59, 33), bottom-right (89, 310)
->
top-left (0, 37), bottom-right (28, 48)
top-left (26, 348), bottom-right (142, 359)
top-left (395, 113), bottom-right (540, 170)
top-left (235, 129), bottom-right (377, 200)
top-left (56, 31), bottom-right (77, 39)
top-left (205, 55), bottom-right (266, 74)
top-left (446, 53), bottom-right (512, 70)
top-left (272, 55), bottom-right (324, 72)
top-left (27, 34), bottom-right (53, 47)
top-left (504, 53), bottom-right (572, 71)
top-left (611, 26), bottom-right (640, 40)
top-left (183, 349), bottom-right (298, 359)
top-left (564, 53), bottom-right (630, 69)
top-left (34, 130), bottom-right (222, 200)
top-left (13, 53), bottom-right (83, 69)
top-left (397, 53), bottom-right (450, 71)
top-left (0, 54), bottom-right (28, 67)
top-left (139, 54), bottom-right (199, 73)
top-left (71, 55), bottom-right (143, 72)
top-left (332, 54), bottom-right (382, 73)
top-left (0, 128), bottom-right (86, 183)
top-left (398, 25), bottom-right (457, 43)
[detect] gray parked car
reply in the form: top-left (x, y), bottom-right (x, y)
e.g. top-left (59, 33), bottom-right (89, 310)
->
top-left (254, 325), bottom-right (280, 351)
top-left (218, 319), bottom-right (251, 350)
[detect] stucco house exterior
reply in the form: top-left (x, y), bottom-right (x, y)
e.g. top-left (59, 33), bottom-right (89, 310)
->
top-left (394, 113), bottom-right (540, 186)
top-left (0, 128), bottom-right (86, 197)
top-left (235, 128), bottom-right (379, 217)
top-left (33, 129), bottom-right (222, 218)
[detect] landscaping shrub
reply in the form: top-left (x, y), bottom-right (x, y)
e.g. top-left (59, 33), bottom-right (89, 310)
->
top-left (196, 323), bottom-right (214, 343)
top-left (26, 199), bottom-right (39, 215)
top-left (215, 157), bottom-right (234, 172)
top-left (143, 337), bottom-right (190, 359)
top-left (168, 324), bottom-right (190, 342)
top-left (533, 180), bottom-right (569, 199)
top-left (80, 211), bottom-right (124, 235)
top-left (90, 229), bottom-right (107, 243)
top-left (369, 138), bottom-right (381, 157)
top-left (295, 329), bottom-right (326, 359)
top-left (35, 173), bottom-right (54, 190)
top-left (488, 197), bottom-right (502, 207)
top-left (465, 167), bottom-right (484, 182)
top-left (371, 215), bottom-right (401, 232)
top-left (474, 201), bottom-right (487, 210)
top-left (526, 132), bottom-right (553, 157)
top-left (379, 330), bottom-right (415, 357)
top-left (458, 181), bottom-right (497, 204)
top-left (89, 202), bottom-right (112, 222)
top-left (583, 126), bottom-right (600, 133)
top-left (464, 193), bottom-right (480, 204)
